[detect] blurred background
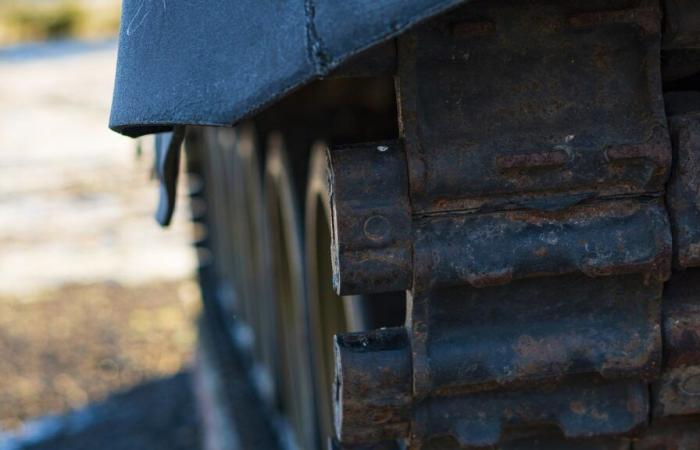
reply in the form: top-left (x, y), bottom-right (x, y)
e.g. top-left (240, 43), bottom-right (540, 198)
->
top-left (0, 1), bottom-right (202, 448)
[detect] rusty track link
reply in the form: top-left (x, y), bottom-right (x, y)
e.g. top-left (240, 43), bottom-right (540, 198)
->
top-left (329, 1), bottom-right (700, 448)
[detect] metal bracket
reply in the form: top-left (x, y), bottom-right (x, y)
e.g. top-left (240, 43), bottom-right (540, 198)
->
top-left (155, 126), bottom-right (186, 226)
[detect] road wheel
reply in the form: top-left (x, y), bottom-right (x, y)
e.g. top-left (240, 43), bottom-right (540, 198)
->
top-left (265, 133), bottom-right (317, 450)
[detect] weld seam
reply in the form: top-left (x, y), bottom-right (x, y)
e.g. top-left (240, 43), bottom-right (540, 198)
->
top-left (304, 0), bottom-right (329, 74)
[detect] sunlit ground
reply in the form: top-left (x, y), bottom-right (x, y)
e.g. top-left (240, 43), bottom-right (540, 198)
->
top-left (0, 37), bottom-right (199, 439)
top-left (0, 0), bottom-right (120, 45)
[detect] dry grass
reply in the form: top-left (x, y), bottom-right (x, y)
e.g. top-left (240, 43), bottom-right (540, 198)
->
top-left (0, 0), bottom-right (120, 45)
top-left (0, 279), bottom-right (200, 430)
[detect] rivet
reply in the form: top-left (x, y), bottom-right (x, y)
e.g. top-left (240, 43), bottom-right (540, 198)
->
top-left (364, 215), bottom-right (391, 242)
top-left (681, 374), bottom-right (700, 396)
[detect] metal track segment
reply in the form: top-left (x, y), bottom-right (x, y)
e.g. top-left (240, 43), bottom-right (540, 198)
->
top-left (632, 109), bottom-right (700, 450)
top-left (330, 0), bottom-right (677, 448)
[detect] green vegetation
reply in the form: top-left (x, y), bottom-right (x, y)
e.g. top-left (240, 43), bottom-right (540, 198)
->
top-left (7, 1), bottom-right (84, 40)
top-left (0, 0), bottom-right (120, 45)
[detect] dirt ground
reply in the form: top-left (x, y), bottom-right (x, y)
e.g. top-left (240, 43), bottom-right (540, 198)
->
top-left (0, 280), bottom-right (199, 431)
top-left (0, 40), bottom-right (202, 448)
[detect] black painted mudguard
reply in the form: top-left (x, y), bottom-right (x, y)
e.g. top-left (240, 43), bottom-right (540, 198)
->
top-left (109, 0), bottom-right (468, 137)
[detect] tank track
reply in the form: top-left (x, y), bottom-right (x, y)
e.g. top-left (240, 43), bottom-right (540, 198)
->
top-left (180, 0), bottom-right (700, 448)
top-left (329, 1), bottom-right (700, 449)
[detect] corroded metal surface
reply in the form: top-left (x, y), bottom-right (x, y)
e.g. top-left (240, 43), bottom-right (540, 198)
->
top-left (410, 379), bottom-right (647, 448)
top-left (398, 0), bottom-right (669, 215)
top-left (663, 0), bottom-right (700, 50)
top-left (661, 116), bottom-right (700, 439)
top-left (329, 142), bottom-right (412, 295)
top-left (646, 105), bottom-right (700, 432)
top-left (635, 417), bottom-right (700, 450)
top-left (500, 434), bottom-right (630, 450)
top-left (412, 274), bottom-right (662, 396)
top-left (411, 201), bottom-right (670, 288)
top-left (333, 328), bottom-right (411, 444)
top-left (330, 148), bottom-right (672, 292)
top-left (661, 271), bottom-right (700, 370)
top-left (667, 114), bottom-right (700, 268)
top-left (329, 0), bottom-right (682, 447)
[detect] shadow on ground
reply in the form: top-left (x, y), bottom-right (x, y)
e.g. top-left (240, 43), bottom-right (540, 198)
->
top-left (6, 372), bottom-right (200, 450)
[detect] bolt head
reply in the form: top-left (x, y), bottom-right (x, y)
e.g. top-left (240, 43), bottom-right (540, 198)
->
top-left (364, 215), bottom-right (391, 242)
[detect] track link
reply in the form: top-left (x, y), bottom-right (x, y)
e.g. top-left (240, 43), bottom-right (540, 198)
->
top-left (330, 1), bottom-right (700, 448)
